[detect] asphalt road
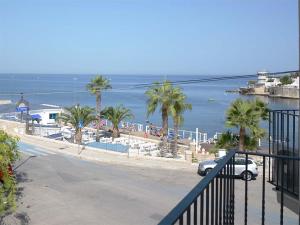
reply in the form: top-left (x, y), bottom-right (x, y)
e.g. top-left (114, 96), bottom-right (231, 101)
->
top-left (3, 143), bottom-right (299, 225)
top-left (6, 143), bottom-right (200, 225)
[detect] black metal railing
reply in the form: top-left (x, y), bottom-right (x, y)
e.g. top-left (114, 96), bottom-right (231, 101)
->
top-left (269, 109), bottom-right (299, 197)
top-left (236, 151), bottom-right (300, 225)
top-left (158, 150), bottom-right (236, 225)
top-left (159, 150), bottom-right (300, 225)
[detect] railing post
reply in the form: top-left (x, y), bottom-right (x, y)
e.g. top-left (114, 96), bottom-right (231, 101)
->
top-left (206, 185), bottom-right (210, 225)
top-left (244, 153), bottom-right (248, 225)
top-left (219, 169), bottom-right (223, 225)
top-left (230, 155), bottom-right (235, 225)
top-left (280, 158), bottom-right (284, 225)
top-left (268, 110), bottom-right (271, 181)
top-left (215, 175), bottom-right (219, 224)
top-left (232, 154), bottom-right (235, 224)
top-left (262, 156), bottom-right (266, 225)
top-left (211, 179), bottom-right (214, 225)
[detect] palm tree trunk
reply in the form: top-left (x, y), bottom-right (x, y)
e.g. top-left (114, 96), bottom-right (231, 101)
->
top-left (161, 108), bottom-right (168, 157)
top-left (96, 93), bottom-right (101, 142)
top-left (239, 127), bottom-right (245, 151)
top-left (112, 126), bottom-right (119, 139)
top-left (75, 129), bottom-right (82, 144)
top-left (172, 118), bottom-right (179, 158)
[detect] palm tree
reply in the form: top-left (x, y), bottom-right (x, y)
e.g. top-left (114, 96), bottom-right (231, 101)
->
top-left (145, 80), bottom-right (176, 156)
top-left (216, 131), bottom-right (239, 150)
top-left (170, 89), bottom-right (192, 157)
top-left (58, 105), bottom-right (96, 144)
top-left (216, 131), bottom-right (259, 151)
top-left (101, 105), bottom-right (134, 138)
top-left (226, 98), bottom-right (268, 151)
top-left (86, 75), bottom-right (112, 142)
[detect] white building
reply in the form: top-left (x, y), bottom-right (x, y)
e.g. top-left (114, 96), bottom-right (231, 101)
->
top-left (257, 71), bottom-right (269, 85)
top-left (287, 76), bottom-right (299, 88)
top-left (29, 108), bottom-right (63, 126)
top-left (265, 77), bottom-right (281, 88)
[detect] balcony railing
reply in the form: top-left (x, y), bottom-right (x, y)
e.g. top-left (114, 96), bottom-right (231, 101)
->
top-left (269, 109), bottom-right (299, 197)
top-left (158, 150), bottom-right (236, 225)
top-left (159, 109), bottom-right (300, 225)
top-left (158, 150), bottom-right (300, 225)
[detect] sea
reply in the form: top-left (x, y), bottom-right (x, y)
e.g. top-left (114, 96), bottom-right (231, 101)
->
top-left (0, 74), bottom-right (298, 138)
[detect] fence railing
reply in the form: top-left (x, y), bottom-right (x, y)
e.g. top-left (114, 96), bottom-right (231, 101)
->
top-left (158, 150), bottom-right (236, 225)
top-left (159, 150), bottom-right (300, 225)
top-left (269, 109), bottom-right (299, 197)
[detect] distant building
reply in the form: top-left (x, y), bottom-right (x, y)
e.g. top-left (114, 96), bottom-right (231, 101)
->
top-left (286, 76), bottom-right (299, 88)
top-left (240, 70), bottom-right (299, 98)
top-left (257, 71), bottom-right (269, 86)
top-left (264, 77), bottom-right (281, 88)
top-left (29, 108), bottom-right (63, 126)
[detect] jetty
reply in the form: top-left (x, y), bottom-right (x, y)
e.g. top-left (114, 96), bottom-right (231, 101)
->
top-left (0, 99), bottom-right (12, 105)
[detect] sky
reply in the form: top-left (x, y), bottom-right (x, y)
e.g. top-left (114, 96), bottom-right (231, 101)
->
top-left (0, 0), bottom-right (298, 75)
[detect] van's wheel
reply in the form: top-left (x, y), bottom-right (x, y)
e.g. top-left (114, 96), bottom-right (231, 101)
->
top-left (205, 168), bottom-right (212, 175)
top-left (242, 171), bottom-right (253, 181)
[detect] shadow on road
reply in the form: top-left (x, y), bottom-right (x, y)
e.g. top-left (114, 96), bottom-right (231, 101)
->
top-left (0, 170), bottom-right (31, 225)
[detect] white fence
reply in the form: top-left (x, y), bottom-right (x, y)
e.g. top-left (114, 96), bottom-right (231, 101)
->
top-left (145, 125), bottom-right (208, 144)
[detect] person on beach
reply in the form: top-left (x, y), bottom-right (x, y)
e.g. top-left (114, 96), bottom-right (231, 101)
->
top-left (144, 132), bottom-right (148, 138)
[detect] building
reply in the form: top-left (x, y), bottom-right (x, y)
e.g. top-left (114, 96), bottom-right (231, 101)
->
top-left (256, 70), bottom-right (270, 86)
top-left (29, 108), bottom-right (63, 126)
top-left (287, 76), bottom-right (300, 88)
top-left (265, 77), bottom-right (281, 88)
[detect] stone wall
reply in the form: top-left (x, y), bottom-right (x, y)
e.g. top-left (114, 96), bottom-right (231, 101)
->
top-left (268, 87), bottom-right (299, 99)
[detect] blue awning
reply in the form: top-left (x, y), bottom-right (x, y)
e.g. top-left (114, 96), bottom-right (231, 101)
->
top-left (31, 114), bottom-right (42, 120)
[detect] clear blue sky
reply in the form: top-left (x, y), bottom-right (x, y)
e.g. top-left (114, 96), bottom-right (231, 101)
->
top-left (0, 0), bottom-right (298, 75)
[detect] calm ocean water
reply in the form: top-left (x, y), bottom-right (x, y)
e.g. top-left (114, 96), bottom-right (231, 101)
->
top-left (0, 74), bottom-right (298, 137)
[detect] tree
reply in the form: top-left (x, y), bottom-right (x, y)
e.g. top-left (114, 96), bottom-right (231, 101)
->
top-left (170, 88), bottom-right (192, 157)
top-left (226, 98), bottom-right (268, 151)
top-left (86, 75), bottom-right (112, 142)
top-left (101, 105), bottom-right (134, 138)
top-left (0, 130), bottom-right (19, 216)
top-left (58, 105), bottom-right (96, 144)
top-left (216, 131), bottom-right (239, 150)
top-left (145, 81), bottom-right (177, 156)
top-left (280, 75), bottom-right (293, 85)
top-left (290, 72), bottom-right (299, 79)
top-left (216, 130), bottom-right (258, 151)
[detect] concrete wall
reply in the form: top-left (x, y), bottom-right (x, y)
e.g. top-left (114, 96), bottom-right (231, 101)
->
top-left (253, 86), bottom-right (267, 95)
top-left (268, 87), bottom-right (299, 99)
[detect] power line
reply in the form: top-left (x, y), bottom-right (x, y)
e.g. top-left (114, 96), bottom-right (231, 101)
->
top-left (133, 70), bottom-right (298, 88)
top-left (0, 70), bottom-right (297, 96)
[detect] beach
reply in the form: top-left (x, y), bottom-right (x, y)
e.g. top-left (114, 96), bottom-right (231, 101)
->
top-left (0, 119), bottom-right (199, 171)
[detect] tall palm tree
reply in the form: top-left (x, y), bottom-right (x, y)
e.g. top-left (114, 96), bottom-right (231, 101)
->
top-left (226, 98), bottom-right (268, 151)
top-left (145, 80), bottom-right (176, 156)
top-left (59, 105), bottom-right (96, 144)
top-left (101, 105), bottom-right (134, 138)
top-left (86, 75), bottom-right (112, 142)
top-left (170, 89), bottom-right (192, 157)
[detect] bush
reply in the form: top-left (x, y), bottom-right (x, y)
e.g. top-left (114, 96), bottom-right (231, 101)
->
top-left (216, 130), bottom-right (260, 151)
top-left (0, 130), bottom-right (19, 216)
top-left (280, 75), bottom-right (293, 85)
